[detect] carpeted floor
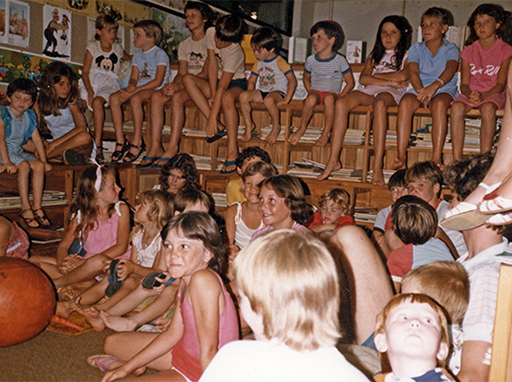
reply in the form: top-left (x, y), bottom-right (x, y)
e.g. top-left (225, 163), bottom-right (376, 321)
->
top-left (0, 327), bottom-right (113, 382)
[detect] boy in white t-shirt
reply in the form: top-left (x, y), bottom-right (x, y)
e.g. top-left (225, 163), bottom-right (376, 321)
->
top-left (239, 27), bottom-right (297, 143)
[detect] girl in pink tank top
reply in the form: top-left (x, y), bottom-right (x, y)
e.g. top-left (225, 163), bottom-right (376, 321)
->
top-left (33, 165), bottom-right (131, 287)
top-left (98, 212), bottom-right (238, 382)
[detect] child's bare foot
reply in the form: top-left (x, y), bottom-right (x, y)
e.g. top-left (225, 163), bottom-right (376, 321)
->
top-left (315, 133), bottom-right (330, 147)
top-left (241, 124), bottom-right (255, 141)
top-left (432, 159), bottom-right (445, 171)
top-left (80, 306), bottom-right (106, 331)
top-left (371, 168), bottom-right (385, 186)
top-left (100, 311), bottom-right (138, 332)
top-left (391, 158), bottom-right (406, 171)
top-left (289, 128), bottom-right (306, 145)
top-left (265, 128), bottom-right (280, 144)
top-left (56, 301), bottom-right (72, 319)
top-left (317, 160), bottom-right (342, 180)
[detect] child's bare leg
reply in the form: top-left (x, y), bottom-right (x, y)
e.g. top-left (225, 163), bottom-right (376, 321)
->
top-left (239, 90), bottom-right (261, 141)
top-left (394, 93), bottom-right (421, 170)
top-left (46, 130), bottom-right (93, 159)
top-left (104, 332), bottom-right (173, 372)
top-left (53, 254), bottom-right (110, 286)
top-left (290, 93), bottom-right (319, 145)
top-left (143, 89), bottom-right (169, 163)
top-left (96, 277), bottom-right (140, 311)
top-left (181, 74), bottom-right (213, 123)
top-left (264, 92), bottom-right (283, 144)
top-left (31, 255), bottom-right (61, 278)
top-left (102, 284), bottom-right (177, 332)
top-left (222, 87), bottom-right (245, 171)
top-left (330, 225), bottom-right (393, 345)
top-left (71, 278), bottom-right (110, 307)
top-left (127, 89), bottom-right (154, 155)
top-left (16, 161), bottom-right (38, 227)
top-left (429, 93), bottom-right (453, 169)
top-left (109, 91), bottom-right (128, 145)
top-left (450, 101), bottom-right (471, 161)
top-left (318, 91), bottom-right (371, 180)
top-left (316, 93), bottom-right (337, 146)
top-left (479, 102), bottom-right (498, 154)
top-left (92, 96), bottom-right (107, 150)
top-left (371, 92), bottom-right (396, 186)
top-left (29, 160), bottom-right (49, 225)
top-left (160, 89), bottom-right (190, 160)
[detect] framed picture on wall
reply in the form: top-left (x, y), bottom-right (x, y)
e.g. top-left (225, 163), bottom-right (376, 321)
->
top-left (151, 8), bottom-right (189, 62)
top-left (0, 0), bottom-right (7, 44)
top-left (8, 1), bottom-right (29, 48)
top-left (42, 5), bottom-right (71, 60)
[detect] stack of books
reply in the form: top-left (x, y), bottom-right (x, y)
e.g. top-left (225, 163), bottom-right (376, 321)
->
top-left (0, 190), bottom-right (67, 210)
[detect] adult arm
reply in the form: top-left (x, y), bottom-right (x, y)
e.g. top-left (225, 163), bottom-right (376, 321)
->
top-left (457, 340), bottom-right (490, 382)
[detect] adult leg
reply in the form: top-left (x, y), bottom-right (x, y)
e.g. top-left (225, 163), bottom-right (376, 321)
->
top-left (221, 87), bottom-right (245, 173)
top-left (144, 89), bottom-right (170, 164)
top-left (263, 92), bottom-right (283, 144)
top-left (316, 93), bottom-right (337, 147)
top-left (371, 93), bottom-right (396, 186)
top-left (318, 91), bottom-right (372, 180)
top-left (450, 101), bottom-right (472, 162)
top-left (479, 101), bottom-right (498, 154)
top-left (290, 93), bottom-right (320, 145)
top-left (330, 225), bottom-right (394, 345)
top-left (393, 93), bottom-right (421, 170)
top-left (429, 93), bottom-right (453, 169)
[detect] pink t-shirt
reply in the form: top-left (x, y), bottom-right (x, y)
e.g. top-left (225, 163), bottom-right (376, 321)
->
top-left (460, 38), bottom-right (512, 93)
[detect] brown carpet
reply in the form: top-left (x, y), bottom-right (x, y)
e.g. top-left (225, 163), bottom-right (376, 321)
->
top-left (0, 327), bottom-right (113, 382)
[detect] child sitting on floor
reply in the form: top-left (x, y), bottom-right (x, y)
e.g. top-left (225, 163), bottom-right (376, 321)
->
top-left (226, 147), bottom-right (271, 206)
top-left (386, 195), bottom-right (453, 292)
top-left (200, 229), bottom-right (370, 381)
top-left (401, 261), bottom-right (469, 376)
top-left (308, 188), bottom-right (355, 233)
top-left (374, 293), bottom-right (455, 381)
top-left (290, 20), bottom-right (355, 146)
top-left (226, 161), bottom-right (277, 255)
top-left (239, 27), bottom-right (297, 143)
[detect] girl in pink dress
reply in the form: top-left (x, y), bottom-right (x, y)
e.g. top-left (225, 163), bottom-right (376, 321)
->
top-left (92, 212), bottom-right (238, 382)
top-left (450, 4), bottom-right (512, 161)
top-left (33, 165), bottom-right (131, 287)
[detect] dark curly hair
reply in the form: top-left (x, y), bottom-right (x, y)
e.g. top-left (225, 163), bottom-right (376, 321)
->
top-left (465, 4), bottom-right (512, 46)
top-left (159, 153), bottom-right (201, 194)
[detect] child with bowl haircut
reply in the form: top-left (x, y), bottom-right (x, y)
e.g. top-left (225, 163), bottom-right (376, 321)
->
top-left (308, 188), bottom-right (355, 233)
top-left (374, 293), bottom-right (455, 381)
top-left (290, 20), bottom-right (355, 146)
top-left (200, 229), bottom-right (370, 381)
top-left (239, 27), bottom-right (297, 143)
top-left (402, 261), bottom-right (470, 376)
top-left (386, 195), bottom-right (453, 292)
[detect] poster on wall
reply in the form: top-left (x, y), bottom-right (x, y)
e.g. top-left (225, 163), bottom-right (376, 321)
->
top-left (42, 5), bottom-right (71, 60)
top-left (146, 0), bottom-right (187, 13)
top-left (8, 1), bottom-right (29, 48)
top-left (0, 0), bottom-right (7, 44)
top-left (152, 8), bottom-right (189, 62)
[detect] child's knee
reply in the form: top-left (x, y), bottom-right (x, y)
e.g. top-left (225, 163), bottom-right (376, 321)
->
top-left (239, 91), bottom-right (251, 104)
top-left (32, 160), bottom-right (45, 172)
top-left (479, 102), bottom-right (497, 120)
top-left (450, 101), bottom-right (465, 117)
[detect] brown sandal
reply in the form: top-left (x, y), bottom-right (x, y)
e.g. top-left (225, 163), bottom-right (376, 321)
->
top-left (110, 139), bottom-right (130, 163)
top-left (123, 140), bottom-right (146, 164)
top-left (34, 208), bottom-right (51, 227)
top-left (19, 209), bottom-right (40, 228)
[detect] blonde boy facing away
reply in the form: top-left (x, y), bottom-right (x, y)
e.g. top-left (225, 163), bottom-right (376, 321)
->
top-left (109, 20), bottom-right (170, 164)
top-left (239, 27), bottom-right (297, 143)
top-left (290, 21), bottom-right (355, 146)
top-left (200, 229), bottom-right (370, 381)
top-left (373, 293), bottom-right (455, 382)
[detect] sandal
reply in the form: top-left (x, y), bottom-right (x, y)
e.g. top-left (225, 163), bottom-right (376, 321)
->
top-left (220, 160), bottom-right (237, 175)
top-left (110, 139), bottom-right (130, 163)
top-left (33, 208), bottom-right (52, 227)
top-left (123, 140), bottom-right (146, 164)
top-left (95, 147), bottom-right (105, 164)
top-left (87, 355), bottom-right (121, 373)
top-left (19, 209), bottom-right (40, 228)
top-left (478, 196), bottom-right (512, 215)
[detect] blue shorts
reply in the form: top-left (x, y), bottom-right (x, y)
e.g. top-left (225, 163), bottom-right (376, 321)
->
top-left (228, 78), bottom-right (248, 91)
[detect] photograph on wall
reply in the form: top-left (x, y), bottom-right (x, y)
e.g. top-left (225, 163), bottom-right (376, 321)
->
top-left (152, 8), bottom-right (189, 62)
top-left (42, 5), bottom-right (71, 59)
top-left (146, 0), bottom-right (186, 13)
top-left (8, 1), bottom-right (29, 48)
top-left (0, 0), bottom-right (7, 44)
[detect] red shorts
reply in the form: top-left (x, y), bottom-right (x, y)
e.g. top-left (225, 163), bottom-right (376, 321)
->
top-left (308, 89), bottom-right (340, 104)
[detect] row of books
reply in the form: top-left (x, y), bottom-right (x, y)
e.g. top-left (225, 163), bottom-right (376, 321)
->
top-left (0, 191), bottom-right (68, 210)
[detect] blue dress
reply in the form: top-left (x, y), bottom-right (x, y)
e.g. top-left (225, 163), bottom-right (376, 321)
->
top-left (0, 106), bottom-right (37, 165)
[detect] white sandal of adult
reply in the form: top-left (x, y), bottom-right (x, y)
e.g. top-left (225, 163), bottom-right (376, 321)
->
top-left (486, 212), bottom-right (512, 226)
top-left (440, 202), bottom-right (489, 231)
top-left (478, 196), bottom-right (512, 215)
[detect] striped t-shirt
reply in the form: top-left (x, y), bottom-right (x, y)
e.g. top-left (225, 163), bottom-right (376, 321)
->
top-left (304, 53), bottom-right (351, 93)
